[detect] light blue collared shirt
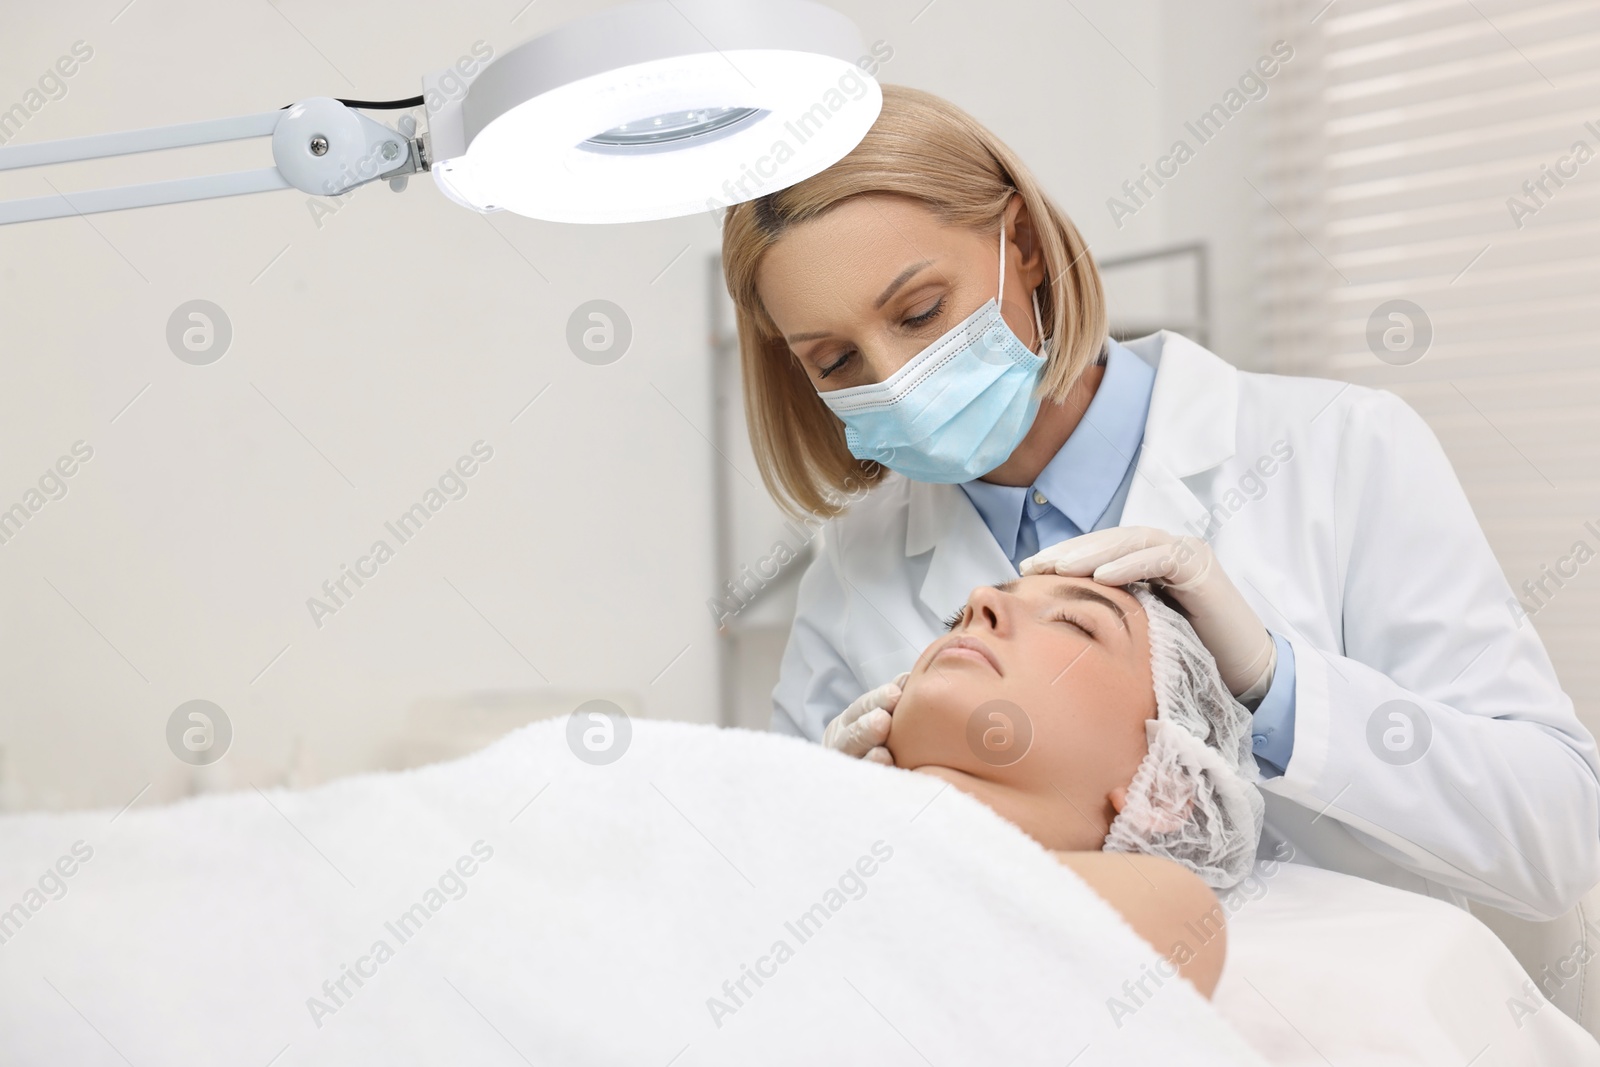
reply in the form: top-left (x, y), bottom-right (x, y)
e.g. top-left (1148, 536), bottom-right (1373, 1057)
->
top-left (1251, 634), bottom-right (1296, 777)
top-left (960, 341), bottom-right (1154, 563)
top-left (958, 339), bottom-right (1297, 778)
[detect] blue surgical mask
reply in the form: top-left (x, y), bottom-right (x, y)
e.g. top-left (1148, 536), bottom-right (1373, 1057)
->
top-left (820, 224), bottom-right (1048, 484)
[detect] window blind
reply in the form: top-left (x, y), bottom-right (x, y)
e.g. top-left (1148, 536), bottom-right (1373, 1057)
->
top-left (1258, 0), bottom-right (1600, 723)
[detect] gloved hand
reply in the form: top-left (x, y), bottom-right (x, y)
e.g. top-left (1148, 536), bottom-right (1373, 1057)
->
top-left (1020, 527), bottom-right (1276, 699)
top-left (822, 672), bottom-right (911, 765)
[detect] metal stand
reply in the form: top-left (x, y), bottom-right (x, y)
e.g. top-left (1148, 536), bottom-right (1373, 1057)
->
top-left (0, 98), bottom-right (424, 225)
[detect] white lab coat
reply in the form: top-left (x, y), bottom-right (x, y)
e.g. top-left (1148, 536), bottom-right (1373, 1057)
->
top-left (773, 330), bottom-right (1600, 921)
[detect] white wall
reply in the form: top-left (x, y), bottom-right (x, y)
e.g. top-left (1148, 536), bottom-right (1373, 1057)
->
top-left (0, 0), bottom-right (731, 810)
top-left (1153, 0), bottom-right (1275, 367)
top-left (0, 0), bottom-right (1171, 810)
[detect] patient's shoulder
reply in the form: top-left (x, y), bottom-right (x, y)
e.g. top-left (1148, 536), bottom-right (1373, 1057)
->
top-left (1055, 851), bottom-right (1227, 998)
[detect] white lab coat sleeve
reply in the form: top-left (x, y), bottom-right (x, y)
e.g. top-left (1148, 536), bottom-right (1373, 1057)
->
top-left (770, 531), bottom-right (866, 743)
top-left (1266, 389), bottom-right (1600, 919)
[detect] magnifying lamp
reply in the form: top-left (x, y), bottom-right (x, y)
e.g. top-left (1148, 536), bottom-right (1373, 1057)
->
top-left (0, 0), bottom-right (882, 227)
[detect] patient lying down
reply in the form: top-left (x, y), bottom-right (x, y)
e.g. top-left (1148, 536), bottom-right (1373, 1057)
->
top-left (883, 575), bottom-right (1266, 999)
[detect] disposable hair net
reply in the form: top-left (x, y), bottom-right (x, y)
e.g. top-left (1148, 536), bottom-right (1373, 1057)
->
top-left (1102, 583), bottom-right (1266, 888)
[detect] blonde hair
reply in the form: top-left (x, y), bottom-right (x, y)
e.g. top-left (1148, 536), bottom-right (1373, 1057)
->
top-left (720, 84), bottom-right (1108, 520)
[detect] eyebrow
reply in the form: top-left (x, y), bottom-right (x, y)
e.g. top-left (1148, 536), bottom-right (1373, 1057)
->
top-left (873, 259), bottom-right (934, 309)
top-left (994, 578), bottom-right (1130, 625)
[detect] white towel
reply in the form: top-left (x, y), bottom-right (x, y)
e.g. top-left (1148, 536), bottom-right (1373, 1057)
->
top-left (1215, 860), bottom-right (1600, 1065)
top-left (0, 718), bottom-right (1266, 1066)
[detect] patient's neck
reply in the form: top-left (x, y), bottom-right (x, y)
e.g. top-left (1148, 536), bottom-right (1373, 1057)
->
top-left (909, 765), bottom-right (1112, 853)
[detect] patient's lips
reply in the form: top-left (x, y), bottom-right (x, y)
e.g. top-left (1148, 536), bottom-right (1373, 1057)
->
top-left (928, 634), bottom-right (1002, 675)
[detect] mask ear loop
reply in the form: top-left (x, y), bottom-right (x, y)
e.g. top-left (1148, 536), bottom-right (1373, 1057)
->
top-left (998, 220), bottom-right (1008, 305)
top-left (1031, 288), bottom-right (1047, 358)
top-left (999, 220), bottom-right (1049, 357)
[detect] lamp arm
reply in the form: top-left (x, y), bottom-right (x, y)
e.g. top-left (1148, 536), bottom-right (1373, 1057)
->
top-left (0, 111), bottom-right (282, 170)
top-left (0, 98), bottom-right (426, 226)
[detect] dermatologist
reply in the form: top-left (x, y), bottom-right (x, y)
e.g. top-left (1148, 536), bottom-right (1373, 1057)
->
top-left (718, 85), bottom-right (1600, 921)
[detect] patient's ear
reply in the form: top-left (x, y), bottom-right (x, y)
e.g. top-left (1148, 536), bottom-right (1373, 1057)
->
top-left (1107, 786), bottom-right (1129, 814)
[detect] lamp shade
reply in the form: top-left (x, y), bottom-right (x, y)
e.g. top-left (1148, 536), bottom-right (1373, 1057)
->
top-left (425, 0), bottom-right (882, 224)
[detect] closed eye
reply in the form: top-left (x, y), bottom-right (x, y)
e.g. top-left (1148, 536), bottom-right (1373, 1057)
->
top-left (1055, 611), bottom-right (1095, 637)
top-left (818, 350), bottom-right (854, 380)
top-left (943, 606), bottom-right (965, 631)
top-left (905, 295), bottom-right (945, 328)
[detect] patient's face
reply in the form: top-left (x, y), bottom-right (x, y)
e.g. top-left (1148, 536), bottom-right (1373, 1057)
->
top-left (886, 575), bottom-right (1155, 852)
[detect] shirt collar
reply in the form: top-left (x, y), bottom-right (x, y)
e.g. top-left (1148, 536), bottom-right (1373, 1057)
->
top-left (959, 476), bottom-right (1028, 561)
top-left (959, 340), bottom-right (1156, 554)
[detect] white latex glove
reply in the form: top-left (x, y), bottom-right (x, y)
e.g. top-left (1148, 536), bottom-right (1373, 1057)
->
top-left (822, 672), bottom-right (911, 766)
top-left (1020, 527), bottom-right (1276, 699)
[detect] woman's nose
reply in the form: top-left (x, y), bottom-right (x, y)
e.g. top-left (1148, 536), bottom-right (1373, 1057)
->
top-left (854, 342), bottom-right (913, 388)
top-left (960, 585), bottom-right (1011, 635)
top-left (816, 333), bottom-right (922, 391)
